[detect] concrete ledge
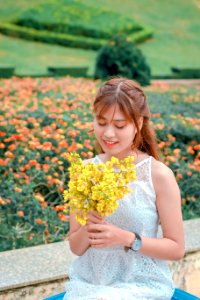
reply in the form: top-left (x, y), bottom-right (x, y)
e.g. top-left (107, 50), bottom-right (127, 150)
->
top-left (0, 241), bottom-right (76, 292)
top-left (0, 218), bottom-right (200, 298)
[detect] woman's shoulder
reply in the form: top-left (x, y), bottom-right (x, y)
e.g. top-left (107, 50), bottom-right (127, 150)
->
top-left (151, 157), bottom-right (176, 186)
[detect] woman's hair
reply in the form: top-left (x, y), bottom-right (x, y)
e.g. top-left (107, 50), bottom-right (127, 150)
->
top-left (93, 77), bottom-right (160, 160)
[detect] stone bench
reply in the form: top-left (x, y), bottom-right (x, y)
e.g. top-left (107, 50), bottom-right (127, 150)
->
top-left (0, 218), bottom-right (200, 300)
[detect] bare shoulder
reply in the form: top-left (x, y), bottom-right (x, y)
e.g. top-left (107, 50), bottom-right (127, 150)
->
top-left (152, 158), bottom-right (175, 179)
top-left (151, 158), bottom-right (178, 194)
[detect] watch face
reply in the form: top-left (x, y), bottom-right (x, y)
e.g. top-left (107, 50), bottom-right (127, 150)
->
top-left (132, 233), bottom-right (142, 252)
top-left (133, 239), bottom-right (142, 251)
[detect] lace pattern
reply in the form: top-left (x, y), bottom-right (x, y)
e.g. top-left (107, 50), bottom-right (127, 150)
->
top-left (64, 156), bottom-right (174, 300)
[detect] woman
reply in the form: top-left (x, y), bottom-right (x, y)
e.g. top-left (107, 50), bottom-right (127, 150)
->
top-left (64, 78), bottom-right (185, 300)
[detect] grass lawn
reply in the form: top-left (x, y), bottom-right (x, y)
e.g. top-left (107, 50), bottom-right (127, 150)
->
top-left (0, 0), bottom-right (199, 76)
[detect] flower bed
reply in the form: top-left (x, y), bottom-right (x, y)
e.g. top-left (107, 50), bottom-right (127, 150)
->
top-left (0, 77), bottom-right (199, 251)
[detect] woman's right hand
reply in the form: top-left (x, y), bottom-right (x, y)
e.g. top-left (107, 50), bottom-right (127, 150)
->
top-left (86, 211), bottom-right (105, 226)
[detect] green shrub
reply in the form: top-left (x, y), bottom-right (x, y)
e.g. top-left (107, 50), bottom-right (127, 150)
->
top-left (0, 1), bottom-right (153, 51)
top-left (0, 22), bottom-right (105, 50)
top-left (94, 35), bottom-right (151, 86)
top-left (171, 67), bottom-right (200, 79)
top-left (15, 0), bottom-right (150, 40)
top-left (0, 67), bottom-right (15, 78)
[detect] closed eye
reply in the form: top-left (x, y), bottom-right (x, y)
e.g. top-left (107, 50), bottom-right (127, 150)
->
top-left (115, 126), bottom-right (125, 129)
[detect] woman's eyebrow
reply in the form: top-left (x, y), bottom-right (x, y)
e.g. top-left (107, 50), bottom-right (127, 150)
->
top-left (96, 116), bottom-right (126, 122)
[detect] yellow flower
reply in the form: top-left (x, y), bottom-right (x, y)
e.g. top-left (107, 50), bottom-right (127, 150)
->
top-left (63, 152), bottom-right (136, 225)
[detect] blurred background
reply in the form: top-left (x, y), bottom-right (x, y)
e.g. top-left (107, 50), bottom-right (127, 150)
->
top-left (0, 0), bottom-right (200, 78)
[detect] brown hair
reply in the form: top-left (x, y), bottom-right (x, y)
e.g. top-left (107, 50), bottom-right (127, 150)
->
top-left (93, 77), bottom-right (159, 160)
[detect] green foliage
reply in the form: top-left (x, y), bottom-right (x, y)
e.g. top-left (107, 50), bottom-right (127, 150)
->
top-left (0, 0), bottom-right (199, 77)
top-left (15, 0), bottom-right (152, 41)
top-left (94, 35), bottom-right (151, 86)
top-left (0, 22), bottom-right (105, 50)
top-left (15, 0), bottom-right (143, 39)
top-left (0, 0), bottom-right (152, 51)
top-left (148, 88), bottom-right (200, 212)
top-left (171, 67), bottom-right (200, 79)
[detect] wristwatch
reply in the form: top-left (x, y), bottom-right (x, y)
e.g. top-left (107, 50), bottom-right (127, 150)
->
top-left (131, 232), bottom-right (142, 252)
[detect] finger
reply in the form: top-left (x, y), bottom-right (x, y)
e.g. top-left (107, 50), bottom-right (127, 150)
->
top-left (88, 238), bottom-right (104, 245)
top-left (87, 224), bottom-right (105, 232)
top-left (91, 244), bottom-right (105, 249)
top-left (88, 232), bottom-right (105, 239)
top-left (89, 211), bottom-right (103, 220)
top-left (86, 217), bottom-right (105, 226)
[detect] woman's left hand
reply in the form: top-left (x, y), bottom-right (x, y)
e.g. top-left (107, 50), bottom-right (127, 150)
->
top-left (87, 222), bottom-right (131, 248)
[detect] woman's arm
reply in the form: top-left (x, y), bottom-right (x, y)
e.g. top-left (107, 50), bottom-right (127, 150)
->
top-left (69, 210), bottom-right (105, 256)
top-left (140, 159), bottom-right (185, 260)
top-left (87, 159), bottom-right (185, 261)
top-left (68, 212), bottom-right (89, 256)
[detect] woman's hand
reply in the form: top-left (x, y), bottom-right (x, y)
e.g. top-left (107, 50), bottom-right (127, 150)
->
top-left (86, 222), bottom-right (134, 249)
top-left (86, 210), bottom-right (106, 225)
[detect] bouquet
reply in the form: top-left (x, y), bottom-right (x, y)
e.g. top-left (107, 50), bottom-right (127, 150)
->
top-left (63, 152), bottom-right (136, 225)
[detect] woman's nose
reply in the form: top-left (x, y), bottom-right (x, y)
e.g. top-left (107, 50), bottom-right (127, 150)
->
top-left (103, 125), bottom-right (115, 138)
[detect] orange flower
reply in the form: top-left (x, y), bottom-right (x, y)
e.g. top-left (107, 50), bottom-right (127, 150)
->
top-left (17, 211), bottom-right (24, 217)
top-left (0, 131), bottom-right (6, 137)
top-left (14, 187), bottom-right (22, 193)
top-left (58, 212), bottom-right (69, 222)
top-left (44, 229), bottom-right (49, 236)
top-left (36, 163), bottom-right (41, 170)
top-left (158, 141), bottom-right (165, 149)
top-left (155, 124), bottom-right (165, 130)
top-left (187, 146), bottom-right (195, 155)
top-left (194, 144), bottom-right (200, 150)
top-left (43, 142), bottom-right (52, 151)
top-left (176, 173), bottom-right (183, 179)
top-left (166, 156), bottom-right (176, 162)
top-left (0, 197), bottom-right (5, 205)
top-left (35, 218), bottom-right (44, 225)
top-left (0, 158), bottom-right (6, 167)
top-left (8, 144), bottom-right (17, 151)
top-left (81, 151), bottom-right (88, 158)
top-left (173, 148), bottom-right (181, 155)
top-left (43, 164), bottom-right (50, 172)
top-left (29, 160), bottom-right (37, 165)
top-left (51, 157), bottom-right (58, 163)
top-left (68, 130), bottom-right (78, 138)
top-left (5, 151), bottom-right (15, 159)
top-left (168, 134), bottom-right (175, 142)
top-left (34, 193), bottom-right (45, 203)
top-left (24, 165), bottom-right (31, 170)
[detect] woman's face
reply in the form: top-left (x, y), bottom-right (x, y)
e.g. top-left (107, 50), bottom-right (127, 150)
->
top-left (93, 104), bottom-right (137, 159)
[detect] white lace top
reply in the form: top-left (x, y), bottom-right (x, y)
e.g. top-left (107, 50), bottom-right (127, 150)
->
top-left (64, 155), bottom-right (175, 300)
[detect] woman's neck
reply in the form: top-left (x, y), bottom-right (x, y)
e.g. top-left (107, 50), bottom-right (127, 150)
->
top-left (99, 150), bottom-right (148, 164)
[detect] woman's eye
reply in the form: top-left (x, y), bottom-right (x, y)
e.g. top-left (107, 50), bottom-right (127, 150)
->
top-left (98, 122), bottom-right (106, 126)
top-left (116, 126), bottom-right (125, 129)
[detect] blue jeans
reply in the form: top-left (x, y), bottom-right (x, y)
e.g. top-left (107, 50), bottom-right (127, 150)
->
top-left (44, 288), bottom-right (200, 300)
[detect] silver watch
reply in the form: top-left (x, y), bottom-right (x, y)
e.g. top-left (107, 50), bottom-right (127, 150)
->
top-left (131, 232), bottom-right (142, 252)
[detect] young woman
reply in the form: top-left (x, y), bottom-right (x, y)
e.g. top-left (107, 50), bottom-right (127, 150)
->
top-left (64, 78), bottom-right (185, 300)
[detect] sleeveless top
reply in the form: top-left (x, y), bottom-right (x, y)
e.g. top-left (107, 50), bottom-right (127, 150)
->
top-left (64, 155), bottom-right (175, 300)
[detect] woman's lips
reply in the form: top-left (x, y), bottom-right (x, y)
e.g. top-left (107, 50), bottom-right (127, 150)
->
top-left (103, 140), bottom-right (118, 148)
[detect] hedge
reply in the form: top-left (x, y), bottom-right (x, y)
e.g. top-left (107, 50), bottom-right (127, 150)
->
top-left (15, 0), bottom-right (147, 40)
top-left (0, 22), bottom-right (153, 50)
top-left (0, 22), bottom-right (105, 50)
